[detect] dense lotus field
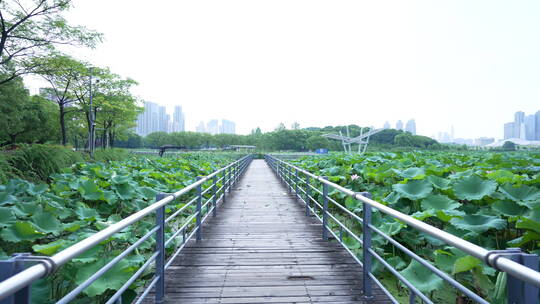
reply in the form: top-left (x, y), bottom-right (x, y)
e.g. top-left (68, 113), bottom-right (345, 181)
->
top-left (0, 153), bottom-right (238, 303)
top-left (290, 151), bottom-right (540, 303)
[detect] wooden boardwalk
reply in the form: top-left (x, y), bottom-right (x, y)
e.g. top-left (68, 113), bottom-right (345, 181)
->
top-left (149, 160), bottom-right (391, 303)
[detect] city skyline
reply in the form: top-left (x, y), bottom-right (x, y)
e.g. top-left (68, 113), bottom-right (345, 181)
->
top-left (503, 110), bottom-right (540, 141)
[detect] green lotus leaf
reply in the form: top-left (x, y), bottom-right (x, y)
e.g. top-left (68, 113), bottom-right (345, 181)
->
top-left (435, 209), bottom-right (466, 222)
top-left (486, 170), bottom-right (522, 184)
top-left (421, 194), bottom-right (460, 211)
top-left (426, 175), bottom-right (452, 190)
top-left (453, 256), bottom-right (481, 274)
top-left (399, 260), bottom-right (444, 293)
top-left (392, 180), bottom-right (433, 200)
top-left (0, 222), bottom-right (45, 242)
top-left (507, 231), bottom-right (540, 247)
top-left (75, 205), bottom-right (101, 221)
top-left (27, 184), bottom-right (48, 196)
top-left (114, 183), bottom-right (136, 200)
top-left (450, 215), bottom-right (506, 233)
top-left (434, 250), bottom-right (458, 273)
top-left (400, 167), bottom-right (425, 179)
top-left (499, 184), bottom-right (540, 204)
top-left (78, 180), bottom-right (103, 201)
top-left (138, 187), bottom-right (158, 200)
top-left (453, 175), bottom-right (497, 200)
top-left (515, 217), bottom-right (540, 234)
top-left (75, 259), bottom-right (134, 297)
top-left (0, 192), bottom-right (16, 206)
top-left (31, 212), bottom-right (62, 235)
top-left (387, 256), bottom-right (407, 270)
top-left (32, 239), bottom-right (68, 255)
top-left (0, 207), bottom-right (16, 227)
top-left (491, 201), bottom-right (527, 217)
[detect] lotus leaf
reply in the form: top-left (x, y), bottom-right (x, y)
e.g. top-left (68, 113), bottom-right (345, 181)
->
top-left (450, 215), bottom-right (506, 233)
top-left (392, 180), bottom-right (432, 200)
top-left (499, 184), bottom-right (540, 204)
top-left (399, 260), bottom-right (444, 293)
top-left (453, 175), bottom-right (497, 200)
top-left (421, 194), bottom-right (460, 211)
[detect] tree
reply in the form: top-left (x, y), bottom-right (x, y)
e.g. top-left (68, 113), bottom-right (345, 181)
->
top-left (502, 141), bottom-right (516, 151)
top-left (35, 54), bottom-right (86, 145)
top-left (275, 123), bottom-right (286, 131)
top-left (291, 122), bottom-right (300, 130)
top-left (0, 77), bottom-right (55, 144)
top-left (306, 135), bottom-right (331, 151)
top-left (0, 0), bottom-right (102, 85)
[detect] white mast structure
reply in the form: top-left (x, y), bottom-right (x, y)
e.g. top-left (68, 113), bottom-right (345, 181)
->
top-left (323, 126), bottom-right (384, 153)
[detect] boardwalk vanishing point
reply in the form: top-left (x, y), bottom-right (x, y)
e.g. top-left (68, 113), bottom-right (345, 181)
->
top-left (144, 160), bottom-right (391, 303)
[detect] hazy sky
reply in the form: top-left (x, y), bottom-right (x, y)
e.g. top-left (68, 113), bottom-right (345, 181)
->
top-left (26, 0), bottom-right (540, 138)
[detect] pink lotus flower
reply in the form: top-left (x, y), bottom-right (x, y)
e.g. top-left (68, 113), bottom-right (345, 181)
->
top-left (351, 174), bottom-right (359, 180)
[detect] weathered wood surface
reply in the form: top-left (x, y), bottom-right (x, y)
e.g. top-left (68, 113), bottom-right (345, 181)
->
top-left (144, 160), bottom-right (391, 303)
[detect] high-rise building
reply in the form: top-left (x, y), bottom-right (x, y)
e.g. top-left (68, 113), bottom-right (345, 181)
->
top-left (207, 119), bottom-right (219, 135)
top-left (172, 106), bottom-right (185, 132)
top-left (504, 122), bottom-right (514, 139)
top-left (196, 121), bottom-right (206, 133)
top-left (158, 106), bottom-right (168, 132)
top-left (220, 119), bottom-right (236, 134)
top-left (383, 121), bottom-right (390, 129)
top-left (396, 120), bottom-right (403, 131)
top-left (405, 119), bottom-right (416, 135)
top-left (535, 111), bottom-right (540, 140)
top-left (136, 101), bottom-right (161, 136)
top-left (514, 111), bottom-right (525, 139)
top-left (525, 115), bottom-right (536, 140)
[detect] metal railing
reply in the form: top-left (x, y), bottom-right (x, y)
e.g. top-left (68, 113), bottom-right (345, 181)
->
top-left (0, 155), bottom-right (253, 303)
top-left (265, 154), bottom-right (540, 304)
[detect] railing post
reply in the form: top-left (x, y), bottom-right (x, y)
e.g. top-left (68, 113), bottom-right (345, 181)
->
top-left (212, 175), bottom-right (218, 217)
top-left (287, 165), bottom-right (292, 193)
top-left (294, 169), bottom-right (299, 201)
top-left (505, 249), bottom-right (539, 304)
top-left (196, 177), bottom-right (203, 242)
top-left (360, 191), bottom-right (373, 299)
top-left (0, 254), bottom-right (31, 304)
top-left (305, 175), bottom-right (311, 216)
top-left (322, 177), bottom-right (329, 241)
top-left (155, 193), bottom-right (167, 304)
top-left (222, 168), bottom-right (227, 203)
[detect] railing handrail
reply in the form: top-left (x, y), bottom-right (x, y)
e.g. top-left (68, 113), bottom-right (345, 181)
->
top-left (0, 155), bottom-right (252, 301)
top-left (266, 154), bottom-right (540, 289)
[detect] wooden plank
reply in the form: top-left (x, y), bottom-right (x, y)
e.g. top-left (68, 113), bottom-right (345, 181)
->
top-left (139, 160), bottom-right (392, 303)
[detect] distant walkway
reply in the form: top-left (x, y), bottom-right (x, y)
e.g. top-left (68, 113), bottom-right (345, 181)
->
top-left (146, 160), bottom-right (391, 303)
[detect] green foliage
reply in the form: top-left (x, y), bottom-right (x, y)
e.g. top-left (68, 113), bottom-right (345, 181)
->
top-left (4, 144), bottom-right (84, 182)
top-left (0, 0), bottom-right (102, 84)
top-left (290, 150), bottom-right (540, 302)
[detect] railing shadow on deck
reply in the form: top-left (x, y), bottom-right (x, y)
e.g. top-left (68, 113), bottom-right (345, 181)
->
top-left (265, 154), bottom-right (540, 304)
top-left (0, 155), bottom-right (253, 304)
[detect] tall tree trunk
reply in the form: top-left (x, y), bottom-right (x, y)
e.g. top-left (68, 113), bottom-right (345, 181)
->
top-left (59, 105), bottom-right (67, 145)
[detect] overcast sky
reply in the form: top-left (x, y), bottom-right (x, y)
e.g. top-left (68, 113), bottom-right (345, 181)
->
top-left (26, 0), bottom-right (540, 139)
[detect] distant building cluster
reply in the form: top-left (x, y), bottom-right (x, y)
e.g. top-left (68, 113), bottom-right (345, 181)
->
top-left (503, 111), bottom-right (540, 141)
top-left (135, 101), bottom-right (185, 136)
top-left (196, 119), bottom-right (236, 135)
top-left (384, 119), bottom-right (416, 135)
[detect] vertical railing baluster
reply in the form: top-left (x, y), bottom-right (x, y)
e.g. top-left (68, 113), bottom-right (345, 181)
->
top-left (196, 177), bottom-right (202, 242)
top-left (322, 177), bottom-right (329, 241)
top-left (222, 168), bottom-right (226, 203)
top-left (409, 290), bottom-right (415, 304)
top-left (305, 175), bottom-right (310, 216)
top-left (155, 193), bottom-right (167, 304)
top-left (361, 192), bottom-right (373, 299)
top-left (294, 168), bottom-right (299, 201)
top-left (212, 175), bottom-right (217, 217)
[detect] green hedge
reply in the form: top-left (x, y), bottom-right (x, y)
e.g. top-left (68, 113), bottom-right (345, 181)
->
top-left (1, 145), bottom-right (130, 183)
